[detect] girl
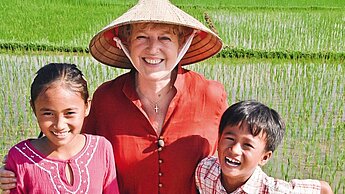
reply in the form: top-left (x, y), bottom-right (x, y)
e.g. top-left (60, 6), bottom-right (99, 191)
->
top-left (5, 63), bottom-right (119, 194)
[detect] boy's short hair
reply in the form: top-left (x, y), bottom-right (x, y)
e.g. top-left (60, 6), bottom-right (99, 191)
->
top-left (219, 100), bottom-right (285, 152)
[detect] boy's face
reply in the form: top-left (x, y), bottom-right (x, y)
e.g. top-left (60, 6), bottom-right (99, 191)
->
top-left (218, 122), bottom-right (272, 185)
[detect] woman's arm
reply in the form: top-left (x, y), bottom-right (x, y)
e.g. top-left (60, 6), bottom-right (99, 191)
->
top-left (0, 166), bottom-right (17, 193)
top-left (320, 181), bottom-right (333, 194)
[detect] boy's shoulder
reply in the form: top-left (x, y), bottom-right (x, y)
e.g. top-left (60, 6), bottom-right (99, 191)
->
top-left (198, 156), bottom-right (219, 167)
top-left (195, 156), bottom-right (228, 194)
top-left (245, 167), bottom-right (322, 193)
top-left (196, 156), bottom-right (221, 181)
top-left (195, 158), bottom-right (322, 194)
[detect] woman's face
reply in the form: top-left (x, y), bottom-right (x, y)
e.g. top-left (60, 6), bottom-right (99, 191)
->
top-left (128, 24), bottom-right (181, 81)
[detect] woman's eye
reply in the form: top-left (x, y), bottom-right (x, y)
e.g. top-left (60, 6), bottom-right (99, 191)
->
top-left (136, 36), bottom-right (147, 40)
top-left (160, 36), bottom-right (171, 41)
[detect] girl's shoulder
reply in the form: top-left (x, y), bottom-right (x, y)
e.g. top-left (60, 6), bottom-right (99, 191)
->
top-left (82, 134), bottom-right (114, 160)
top-left (6, 139), bottom-right (41, 166)
top-left (83, 134), bottom-right (112, 149)
top-left (8, 139), bottom-right (34, 155)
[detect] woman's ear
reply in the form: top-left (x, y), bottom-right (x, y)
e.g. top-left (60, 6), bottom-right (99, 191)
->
top-left (84, 98), bottom-right (92, 117)
top-left (259, 150), bottom-right (272, 166)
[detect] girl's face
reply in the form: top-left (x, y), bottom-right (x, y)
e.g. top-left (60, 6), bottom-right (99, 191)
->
top-left (128, 24), bottom-right (181, 81)
top-left (32, 83), bottom-right (90, 149)
top-left (217, 122), bottom-right (272, 188)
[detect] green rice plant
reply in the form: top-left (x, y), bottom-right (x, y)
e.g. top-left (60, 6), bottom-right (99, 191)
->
top-left (210, 9), bottom-right (345, 53)
top-left (172, 0), bottom-right (345, 8)
top-left (0, 0), bottom-right (131, 48)
top-left (1, 0), bottom-right (345, 61)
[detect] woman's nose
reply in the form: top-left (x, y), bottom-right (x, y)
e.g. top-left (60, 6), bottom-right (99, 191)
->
top-left (146, 39), bottom-right (160, 54)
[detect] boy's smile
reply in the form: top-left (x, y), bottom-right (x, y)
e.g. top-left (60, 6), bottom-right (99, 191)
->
top-left (217, 122), bottom-right (272, 191)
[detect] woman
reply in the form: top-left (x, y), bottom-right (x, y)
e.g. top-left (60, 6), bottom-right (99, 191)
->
top-left (1, 0), bottom-right (227, 193)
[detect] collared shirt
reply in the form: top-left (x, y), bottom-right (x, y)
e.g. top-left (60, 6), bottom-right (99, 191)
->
top-left (195, 156), bottom-right (321, 194)
top-left (82, 67), bottom-right (227, 194)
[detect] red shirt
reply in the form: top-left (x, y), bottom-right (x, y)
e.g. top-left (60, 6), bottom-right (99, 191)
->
top-left (82, 67), bottom-right (227, 194)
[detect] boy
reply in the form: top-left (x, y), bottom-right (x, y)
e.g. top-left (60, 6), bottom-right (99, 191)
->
top-left (195, 100), bottom-right (333, 194)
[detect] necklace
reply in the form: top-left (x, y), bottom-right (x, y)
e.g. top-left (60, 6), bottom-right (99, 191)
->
top-left (137, 85), bottom-right (173, 114)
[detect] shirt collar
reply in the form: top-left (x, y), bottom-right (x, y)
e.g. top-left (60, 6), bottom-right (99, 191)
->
top-left (240, 166), bottom-right (264, 194)
top-left (122, 70), bottom-right (137, 101)
top-left (209, 158), bottom-right (228, 193)
top-left (123, 66), bottom-right (187, 97)
top-left (121, 68), bottom-right (187, 108)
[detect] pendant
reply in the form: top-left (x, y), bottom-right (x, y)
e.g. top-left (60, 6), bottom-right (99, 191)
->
top-left (154, 104), bottom-right (159, 113)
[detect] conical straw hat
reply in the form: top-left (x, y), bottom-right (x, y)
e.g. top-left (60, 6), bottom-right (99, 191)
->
top-left (89, 0), bottom-right (223, 69)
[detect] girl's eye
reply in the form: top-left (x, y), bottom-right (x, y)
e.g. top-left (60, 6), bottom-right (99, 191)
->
top-left (42, 112), bottom-right (53, 116)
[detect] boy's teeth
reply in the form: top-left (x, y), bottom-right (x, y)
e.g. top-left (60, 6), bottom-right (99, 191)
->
top-left (225, 157), bottom-right (241, 166)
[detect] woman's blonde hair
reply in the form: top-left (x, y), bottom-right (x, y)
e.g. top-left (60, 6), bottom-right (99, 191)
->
top-left (118, 23), bottom-right (193, 45)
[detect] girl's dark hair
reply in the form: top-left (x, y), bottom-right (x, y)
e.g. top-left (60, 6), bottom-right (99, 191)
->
top-left (219, 100), bottom-right (285, 152)
top-left (31, 63), bottom-right (89, 138)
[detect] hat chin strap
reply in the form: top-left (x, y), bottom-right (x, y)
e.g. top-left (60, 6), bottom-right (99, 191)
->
top-left (113, 37), bottom-right (135, 66)
top-left (113, 30), bottom-right (197, 70)
top-left (173, 30), bottom-right (197, 68)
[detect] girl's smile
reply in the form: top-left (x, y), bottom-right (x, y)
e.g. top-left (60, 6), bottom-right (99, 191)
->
top-left (33, 83), bottom-right (90, 151)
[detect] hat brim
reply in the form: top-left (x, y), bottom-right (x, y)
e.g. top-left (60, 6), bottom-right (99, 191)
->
top-left (89, 0), bottom-right (223, 69)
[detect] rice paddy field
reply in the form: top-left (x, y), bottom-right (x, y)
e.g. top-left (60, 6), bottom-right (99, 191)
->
top-left (0, 0), bottom-right (344, 193)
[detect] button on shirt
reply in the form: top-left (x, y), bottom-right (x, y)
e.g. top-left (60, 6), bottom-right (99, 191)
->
top-left (195, 156), bottom-right (322, 194)
top-left (83, 67), bottom-right (227, 194)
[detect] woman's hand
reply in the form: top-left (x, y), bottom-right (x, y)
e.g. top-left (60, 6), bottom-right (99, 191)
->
top-left (0, 161), bottom-right (17, 194)
top-left (320, 181), bottom-right (333, 194)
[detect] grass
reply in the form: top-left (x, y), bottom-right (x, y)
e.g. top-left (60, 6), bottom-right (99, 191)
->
top-left (1, 0), bottom-right (344, 60)
top-left (211, 9), bottom-right (345, 53)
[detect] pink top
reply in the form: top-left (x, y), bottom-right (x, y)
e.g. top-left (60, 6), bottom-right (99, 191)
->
top-left (6, 134), bottom-right (119, 194)
top-left (195, 156), bottom-right (321, 194)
